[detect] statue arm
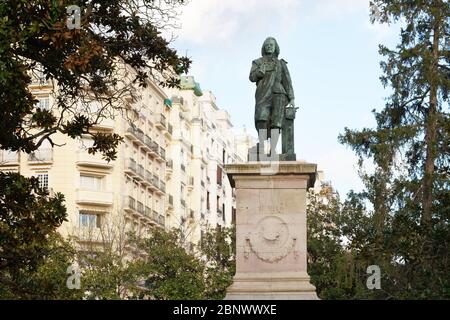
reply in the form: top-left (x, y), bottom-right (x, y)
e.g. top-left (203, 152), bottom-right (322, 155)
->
top-left (249, 60), bottom-right (265, 83)
top-left (281, 60), bottom-right (295, 105)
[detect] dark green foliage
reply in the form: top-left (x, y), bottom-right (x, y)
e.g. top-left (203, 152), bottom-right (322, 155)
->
top-left (0, 172), bottom-right (78, 299)
top-left (308, 0), bottom-right (449, 300)
top-left (200, 225), bottom-right (236, 300)
top-left (0, 0), bottom-right (190, 158)
top-left (134, 229), bottom-right (205, 300)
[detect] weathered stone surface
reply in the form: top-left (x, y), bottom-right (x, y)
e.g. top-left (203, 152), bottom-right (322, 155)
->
top-left (225, 162), bottom-right (318, 300)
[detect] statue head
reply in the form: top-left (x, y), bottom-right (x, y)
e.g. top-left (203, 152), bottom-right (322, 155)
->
top-left (261, 37), bottom-right (280, 57)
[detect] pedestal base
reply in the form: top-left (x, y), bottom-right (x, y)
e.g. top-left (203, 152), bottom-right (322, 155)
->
top-left (225, 162), bottom-right (319, 300)
top-left (225, 272), bottom-right (318, 300)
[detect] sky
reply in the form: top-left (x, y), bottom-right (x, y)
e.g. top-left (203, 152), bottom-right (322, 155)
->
top-left (169, 0), bottom-right (401, 196)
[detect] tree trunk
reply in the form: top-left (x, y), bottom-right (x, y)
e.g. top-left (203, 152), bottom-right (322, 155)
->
top-left (422, 22), bottom-right (440, 225)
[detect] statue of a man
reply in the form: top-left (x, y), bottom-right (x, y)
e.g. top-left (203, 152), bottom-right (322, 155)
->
top-left (249, 37), bottom-right (296, 160)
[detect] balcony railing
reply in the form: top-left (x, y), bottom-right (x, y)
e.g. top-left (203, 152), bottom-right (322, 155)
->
top-left (158, 215), bottom-right (165, 227)
top-left (159, 181), bottom-right (166, 193)
top-left (77, 150), bottom-right (113, 168)
top-left (76, 189), bottom-right (113, 206)
top-left (159, 147), bottom-right (166, 160)
top-left (159, 114), bottom-right (166, 128)
top-left (144, 135), bottom-right (153, 150)
top-left (137, 201), bottom-right (144, 214)
top-left (28, 148), bottom-right (53, 163)
top-left (126, 125), bottom-right (145, 144)
top-left (145, 170), bottom-right (153, 184)
top-left (0, 151), bottom-right (19, 164)
top-left (125, 158), bottom-right (136, 173)
top-left (125, 196), bottom-right (136, 211)
top-left (137, 164), bottom-right (145, 178)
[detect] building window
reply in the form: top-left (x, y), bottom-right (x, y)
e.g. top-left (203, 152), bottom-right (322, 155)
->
top-left (217, 196), bottom-right (220, 211)
top-left (207, 191), bottom-right (210, 210)
top-left (80, 174), bottom-right (103, 190)
top-left (37, 173), bottom-right (49, 190)
top-left (36, 97), bottom-right (50, 110)
top-left (222, 204), bottom-right (225, 222)
top-left (79, 212), bottom-right (101, 228)
top-left (222, 149), bottom-right (226, 164)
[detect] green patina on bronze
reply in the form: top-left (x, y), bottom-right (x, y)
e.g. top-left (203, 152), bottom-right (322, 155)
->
top-left (249, 37), bottom-right (297, 161)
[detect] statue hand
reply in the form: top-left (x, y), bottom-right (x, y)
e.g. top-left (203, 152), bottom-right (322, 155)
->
top-left (289, 99), bottom-right (295, 108)
top-left (259, 63), bottom-right (265, 75)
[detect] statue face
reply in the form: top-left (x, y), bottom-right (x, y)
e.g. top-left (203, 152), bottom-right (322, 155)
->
top-left (264, 39), bottom-right (276, 55)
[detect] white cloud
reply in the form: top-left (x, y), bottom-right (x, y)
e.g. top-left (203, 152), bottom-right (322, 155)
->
top-left (177, 0), bottom-right (303, 44)
top-left (177, 0), bottom-right (373, 44)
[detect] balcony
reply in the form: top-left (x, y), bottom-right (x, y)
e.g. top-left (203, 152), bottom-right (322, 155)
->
top-left (154, 176), bottom-right (164, 195)
top-left (28, 148), bottom-right (53, 164)
top-left (92, 118), bottom-right (114, 130)
top-left (159, 147), bottom-right (166, 160)
top-left (125, 125), bottom-right (145, 146)
top-left (146, 174), bottom-right (156, 191)
top-left (158, 181), bottom-right (166, 194)
top-left (168, 195), bottom-right (174, 209)
top-left (165, 124), bottom-right (173, 138)
top-left (150, 141), bottom-right (159, 156)
top-left (124, 158), bottom-right (137, 176)
top-left (135, 164), bottom-right (145, 181)
top-left (137, 201), bottom-right (144, 215)
top-left (142, 135), bottom-right (153, 152)
top-left (76, 189), bottom-right (113, 206)
top-left (156, 114), bottom-right (167, 130)
top-left (165, 159), bottom-right (173, 176)
top-left (124, 196), bottom-right (136, 212)
top-left (0, 151), bottom-right (19, 166)
top-left (187, 176), bottom-right (194, 191)
top-left (157, 215), bottom-right (165, 228)
top-left (142, 170), bottom-right (152, 187)
top-left (144, 207), bottom-right (158, 225)
top-left (76, 151), bottom-right (113, 168)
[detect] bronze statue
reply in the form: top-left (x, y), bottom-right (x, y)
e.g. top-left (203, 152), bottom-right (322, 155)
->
top-left (249, 37), bottom-right (297, 161)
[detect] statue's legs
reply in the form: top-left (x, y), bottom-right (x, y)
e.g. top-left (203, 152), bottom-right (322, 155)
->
top-left (270, 94), bottom-right (287, 155)
top-left (256, 120), bottom-right (269, 156)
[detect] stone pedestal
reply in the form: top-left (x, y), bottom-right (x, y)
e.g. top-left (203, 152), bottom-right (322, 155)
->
top-left (225, 162), bottom-right (318, 300)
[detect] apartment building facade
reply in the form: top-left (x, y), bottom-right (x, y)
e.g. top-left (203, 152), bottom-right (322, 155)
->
top-left (164, 76), bottom-right (254, 245)
top-left (0, 73), bottom-right (254, 247)
top-left (0, 72), bottom-right (171, 244)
